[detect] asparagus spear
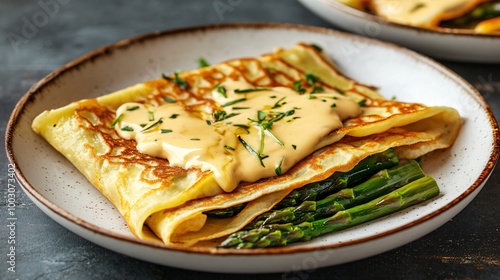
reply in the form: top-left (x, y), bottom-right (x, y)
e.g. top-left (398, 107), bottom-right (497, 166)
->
top-left (205, 149), bottom-right (398, 218)
top-left (219, 176), bottom-right (439, 249)
top-left (258, 160), bottom-right (425, 226)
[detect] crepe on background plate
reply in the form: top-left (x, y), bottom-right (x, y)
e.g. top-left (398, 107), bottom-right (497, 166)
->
top-left (32, 43), bottom-right (461, 246)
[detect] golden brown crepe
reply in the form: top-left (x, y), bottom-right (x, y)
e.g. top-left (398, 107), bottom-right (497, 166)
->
top-left (32, 43), bottom-right (461, 246)
top-left (341, 0), bottom-right (500, 34)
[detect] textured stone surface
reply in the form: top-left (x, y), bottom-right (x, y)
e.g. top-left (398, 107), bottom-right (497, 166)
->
top-left (1, 0), bottom-right (499, 279)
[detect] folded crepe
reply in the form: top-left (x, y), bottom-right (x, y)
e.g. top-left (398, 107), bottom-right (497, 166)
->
top-left (32, 43), bottom-right (461, 246)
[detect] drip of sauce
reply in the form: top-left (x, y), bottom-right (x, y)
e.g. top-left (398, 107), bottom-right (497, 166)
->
top-left (114, 80), bottom-right (360, 192)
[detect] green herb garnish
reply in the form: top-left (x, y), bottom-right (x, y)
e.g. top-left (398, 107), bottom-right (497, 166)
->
top-left (311, 86), bottom-right (324, 94)
top-left (127, 106), bottom-right (139, 111)
top-left (110, 113), bottom-right (124, 128)
top-left (169, 113), bottom-right (179, 119)
top-left (148, 111), bottom-right (155, 121)
top-left (217, 85), bottom-right (227, 98)
top-left (164, 96), bottom-right (176, 103)
top-left (222, 98), bottom-right (246, 107)
top-left (161, 129), bottom-right (173, 134)
top-left (141, 118), bottom-right (163, 132)
top-left (198, 58), bottom-right (210, 68)
top-left (174, 71), bottom-right (188, 90)
top-left (358, 99), bottom-right (367, 107)
top-left (271, 96), bottom-right (286, 109)
top-left (410, 3), bottom-right (425, 13)
top-left (310, 44), bottom-right (323, 52)
top-left (293, 80), bottom-right (306, 94)
top-left (163, 72), bottom-right (188, 90)
top-left (305, 72), bottom-right (319, 86)
top-left (234, 88), bottom-right (269, 94)
top-left (190, 138), bottom-right (201, 141)
top-left (238, 135), bottom-right (268, 167)
top-left (224, 145), bottom-right (235, 151)
top-left (121, 126), bottom-right (134, 132)
top-left (233, 124), bottom-right (250, 133)
top-left (275, 157), bottom-right (284, 176)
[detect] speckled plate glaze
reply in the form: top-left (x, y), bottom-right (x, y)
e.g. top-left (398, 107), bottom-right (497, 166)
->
top-left (298, 0), bottom-right (500, 63)
top-left (5, 23), bottom-right (499, 273)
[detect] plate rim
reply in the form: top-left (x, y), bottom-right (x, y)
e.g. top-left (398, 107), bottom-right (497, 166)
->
top-left (311, 0), bottom-right (500, 38)
top-left (5, 22), bottom-right (500, 257)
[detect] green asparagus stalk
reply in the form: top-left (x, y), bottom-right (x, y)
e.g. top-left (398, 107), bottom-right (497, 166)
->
top-left (258, 160), bottom-right (425, 226)
top-left (205, 149), bottom-right (398, 218)
top-left (279, 148), bottom-right (400, 205)
top-left (219, 176), bottom-right (439, 249)
top-left (442, 2), bottom-right (500, 28)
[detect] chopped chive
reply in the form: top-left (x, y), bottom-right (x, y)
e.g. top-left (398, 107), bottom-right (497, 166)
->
top-left (140, 124), bottom-right (146, 128)
top-left (141, 118), bottom-right (163, 132)
top-left (284, 110), bottom-right (295, 116)
top-left (217, 85), bottom-right (227, 98)
top-left (358, 99), bottom-right (367, 106)
top-left (148, 111), bottom-right (155, 121)
top-left (206, 120), bottom-right (212, 125)
top-left (265, 128), bottom-right (284, 146)
top-left (190, 138), bottom-right (200, 141)
top-left (198, 57), bottom-right (210, 68)
top-left (163, 72), bottom-right (188, 90)
top-left (293, 80), bottom-right (306, 94)
top-left (292, 144), bottom-right (297, 150)
top-left (234, 88), bottom-right (269, 94)
top-left (308, 95), bottom-right (317, 99)
top-left (161, 129), bottom-right (173, 134)
top-left (238, 135), bottom-right (266, 167)
top-left (110, 113), bottom-right (124, 128)
top-left (121, 126), bottom-right (134, 132)
top-left (232, 106), bottom-right (250, 110)
top-left (257, 111), bottom-right (267, 122)
top-left (272, 96), bottom-right (286, 109)
top-left (331, 103), bottom-right (337, 108)
top-left (410, 3), bottom-right (425, 13)
top-left (162, 73), bottom-right (172, 81)
top-left (311, 86), bottom-right (324, 94)
top-left (233, 124), bottom-right (250, 133)
top-left (305, 72), bottom-right (319, 86)
top-left (213, 110), bottom-right (239, 122)
top-left (224, 113), bottom-right (240, 120)
top-left (269, 95), bottom-right (277, 99)
top-left (169, 114), bottom-right (179, 119)
top-left (127, 106), bottom-right (140, 111)
top-left (174, 72), bottom-right (188, 90)
top-left (334, 87), bottom-right (345, 95)
top-left (224, 145), bottom-right (235, 151)
top-left (275, 157), bottom-right (284, 176)
top-left (164, 96), bottom-right (176, 103)
top-left (214, 110), bottom-right (227, 122)
top-left (310, 44), bottom-right (323, 52)
top-left (222, 97), bottom-right (246, 107)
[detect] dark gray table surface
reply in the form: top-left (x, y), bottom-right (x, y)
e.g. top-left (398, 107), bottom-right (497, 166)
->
top-left (1, 0), bottom-right (499, 279)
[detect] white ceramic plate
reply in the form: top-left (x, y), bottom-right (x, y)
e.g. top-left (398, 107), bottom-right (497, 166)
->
top-left (6, 23), bottom-right (499, 273)
top-left (298, 0), bottom-right (500, 63)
